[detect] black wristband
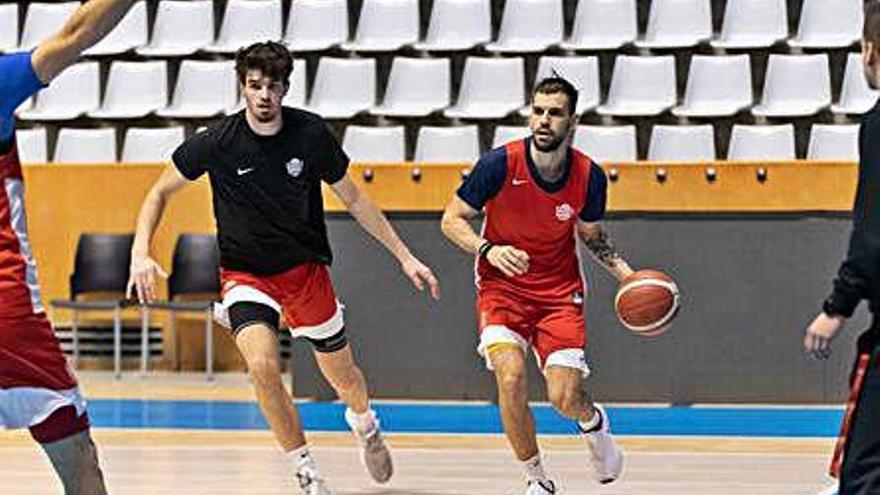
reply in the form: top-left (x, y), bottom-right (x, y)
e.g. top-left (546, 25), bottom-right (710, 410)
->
top-left (823, 297), bottom-right (843, 318)
top-left (478, 241), bottom-right (494, 259)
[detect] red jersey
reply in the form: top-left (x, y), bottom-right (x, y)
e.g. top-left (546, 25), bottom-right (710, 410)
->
top-left (458, 138), bottom-right (607, 302)
top-left (0, 141), bottom-right (43, 318)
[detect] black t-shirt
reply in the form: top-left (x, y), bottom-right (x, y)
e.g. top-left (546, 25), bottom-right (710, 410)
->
top-left (172, 107), bottom-right (349, 275)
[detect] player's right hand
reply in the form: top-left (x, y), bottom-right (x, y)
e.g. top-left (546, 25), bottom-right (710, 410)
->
top-left (486, 245), bottom-right (530, 277)
top-left (127, 255), bottom-right (168, 304)
top-left (804, 312), bottom-right (845, 360)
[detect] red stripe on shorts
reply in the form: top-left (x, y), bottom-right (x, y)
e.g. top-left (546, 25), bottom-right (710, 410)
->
top-left (830, 352), bottom-right (871, 478)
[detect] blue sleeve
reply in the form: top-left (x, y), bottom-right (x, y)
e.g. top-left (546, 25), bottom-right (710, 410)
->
top-left (456, 147), bottom-right (508, 210)
top-left (579, 162), bottom-right (608, 222)
top-left (0, 52), bottom-right (46, 141)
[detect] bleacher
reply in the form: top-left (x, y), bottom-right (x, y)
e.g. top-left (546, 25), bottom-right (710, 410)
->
top-left (4, 0), bottom-right (873, 164)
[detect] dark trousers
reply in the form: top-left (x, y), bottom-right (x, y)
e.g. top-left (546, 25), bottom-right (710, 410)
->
top-left (839, 330), bottom-right (880, 495)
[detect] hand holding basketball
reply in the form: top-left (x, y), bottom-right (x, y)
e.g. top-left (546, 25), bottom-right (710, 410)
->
top-left (615, 269), bottom-right (680, 337)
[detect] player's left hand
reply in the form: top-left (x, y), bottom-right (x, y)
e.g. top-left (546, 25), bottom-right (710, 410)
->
top-left (401, 255), bottom-right (441, 300)
top-left (804, 312), bottom-right (845, 360)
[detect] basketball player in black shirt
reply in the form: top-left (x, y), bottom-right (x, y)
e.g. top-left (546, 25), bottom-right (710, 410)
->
top-left (127, 42), bottom-right (439, 495)
top-left (804, 4), bottom-right (880, 494)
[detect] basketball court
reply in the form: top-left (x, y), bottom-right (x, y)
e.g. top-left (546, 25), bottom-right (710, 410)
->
top-left (0, 372), bottom-right (839, 494)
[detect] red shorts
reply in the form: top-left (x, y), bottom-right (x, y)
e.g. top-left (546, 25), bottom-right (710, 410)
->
top-left (0, 315), bottom-right (86, 429)
top-left (217, 262), bottom-right (344, 339)
top-left (476, 288), bottom-right (588, 376)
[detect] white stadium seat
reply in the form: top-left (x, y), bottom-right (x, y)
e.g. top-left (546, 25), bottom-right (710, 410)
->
top-left (83, 0), bottom-right (147, 55)
top-left (157, 60), bottom-right (238, 119)
top-left (636, 0), bottom-right (712, 49)
top-left (752, 54), bottom-right (831, 118)
top-left (340, 0), bottom-right (419, 52)
top-left (89, 61), bottom-right (168, 119)
top-left (597, 56), bottom-right (676, 117)
top-left (673, 55), bottom-right (752, 117)
top-left (492, 125), bottom-right (530, 148)
top-left (414, 126), bottom-right (481, 163)
top-left (789, 0), bottom-right (862, 49)
top-left (303, 58), bottom-right (377, 119)
top-left (524, 56), bottom-right (600, 116)
top-left (485, 0), bottom-right (563, 53)
top-left (711, 0), bottom-right (787, 49)
top-left (136, 0), bottom-right (213, 57)
top-left (0, 4), bottom-right (19, 53)
top-left (284, 0), bottom-right (348, 52)
top-left (206, 0), bottom-right (283, 54)
top-left (413, 0), bottom-right (491, 51)
top-left (15, 128), bottom-right (48, 164)
top-left (727, 125), bottom-right (795, 161)
top-left (19, 2), bottom-right (79, 51)
top-left (832, 53), bottom-right (880, 115)
top-left (445, 57), bottom-right (525, 119)
top-left (372, 57), bottom-right (451, 117)
top-left (54, 128), bottom-right (117, 164)
top-left (807, 124), bottom-right (859, 161)
top-left (122, 127), bottom-right (185, 163)
top-left (572, 125), bottom-right (637, 163)
top-left (561, 0), bottom-right (636, 50)
top-left (648, 125), bottom-right (716, 162)
top-left (342, 126), bottom-right (406, 163)
top-left (19, 61), bottom-right (100, 121)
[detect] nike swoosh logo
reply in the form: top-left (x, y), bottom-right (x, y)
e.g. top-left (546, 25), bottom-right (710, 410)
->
top-left (512, 179), bottom-right (528, 186)
top-left (237, 167), bottom-right (254, 176)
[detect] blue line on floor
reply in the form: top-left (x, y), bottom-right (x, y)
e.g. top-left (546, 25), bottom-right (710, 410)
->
top-left (85, 399), bottom-right (844, 437)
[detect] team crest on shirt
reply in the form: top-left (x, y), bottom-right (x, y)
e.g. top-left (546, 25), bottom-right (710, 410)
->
top-left (286, 157), bottom-right (304, 177)
top-left (555, 203), bottom-right (574, 221)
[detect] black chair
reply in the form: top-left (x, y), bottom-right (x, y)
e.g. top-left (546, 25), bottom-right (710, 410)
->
top-left (141, 234), bottom-right (220, 379)
top-left (50, 233), bottom-right (133, 379)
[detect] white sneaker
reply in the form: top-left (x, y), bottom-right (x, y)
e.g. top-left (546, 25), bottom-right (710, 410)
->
top-left (581, 404), bottom-right (623, 484)
top-left (296, 465), bottom-right (332, 495)
top-left (345, 408), bottom-right (393, 483)
top-left (525, 479), bottom-right (557, 494)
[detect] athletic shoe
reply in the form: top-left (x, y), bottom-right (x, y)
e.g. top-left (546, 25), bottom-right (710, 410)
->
top-left (345, 409), bottom-right (393, 483)
top-left (580, 404), bottom-right (623, 484)
top-left (525, 479), bottom-right (557, 494)
top-left (296, 465), bottom-right (332, 495)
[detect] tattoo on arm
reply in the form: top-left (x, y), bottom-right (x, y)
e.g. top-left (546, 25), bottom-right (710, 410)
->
top-left (582, 229), bottom-right (621, 268)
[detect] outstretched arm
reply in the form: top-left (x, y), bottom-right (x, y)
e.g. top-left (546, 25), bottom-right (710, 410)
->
top-left (31, 0), bottom-right (135, 83)
top-left (330, 174), bottom-right (440, 300)
top-left (576, 220), bottom-right (633, 282)
top-left (127, 166), bottom-right (190, 303)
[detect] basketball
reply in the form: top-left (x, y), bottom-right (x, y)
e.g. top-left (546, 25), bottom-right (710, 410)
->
top-left (615, 269), bottom-right (680, 337)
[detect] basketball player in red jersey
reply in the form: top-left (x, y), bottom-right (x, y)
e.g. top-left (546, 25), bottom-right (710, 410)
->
top-left (0, 1), bottom-right (135, 493)
top-left (441, 76), bottom-right (635, 494)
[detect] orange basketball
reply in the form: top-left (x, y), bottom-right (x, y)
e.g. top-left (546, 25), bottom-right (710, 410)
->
top-left (614, 269), bottom-right (680, 337)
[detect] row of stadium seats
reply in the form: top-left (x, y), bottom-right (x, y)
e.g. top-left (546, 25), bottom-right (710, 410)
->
top-left (13, 52), bottom-right (878, 122)
top-left (15, 123), bottom-right (859, 164)
top-left (0, 0), bottom-right (864, 55)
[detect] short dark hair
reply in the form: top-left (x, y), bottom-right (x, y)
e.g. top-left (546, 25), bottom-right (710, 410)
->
top-left (865, 1), bottom-right (880, 46)
top-left (234, 41), bottom-right (293, 87)
top-left (533, 74), bottom-right (579, 116)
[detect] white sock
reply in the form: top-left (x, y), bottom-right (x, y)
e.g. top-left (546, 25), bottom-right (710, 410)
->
top-left (287, 445), bottom-right (315, 470)
top-left (522, 453), bottom-right (549, 483)
top-left (345, 407), bottom-right (377, 436)
top-left (578, 407), bottom-right (602, 433)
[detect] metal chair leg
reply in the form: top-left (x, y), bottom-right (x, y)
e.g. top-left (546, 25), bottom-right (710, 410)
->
top-left (140, 306), bottom-right (150, 377)
top-left (205, 307), bottom-right (213, 381)
top-left (113, 305), bottom-right (121, 380)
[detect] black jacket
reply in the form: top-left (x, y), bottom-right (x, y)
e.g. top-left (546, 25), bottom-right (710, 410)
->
top-left (825, 98), bottom-right (880, 317)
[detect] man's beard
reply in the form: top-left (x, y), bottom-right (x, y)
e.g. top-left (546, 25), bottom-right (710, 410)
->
top-left (532, 131), bottom-right (566, 152)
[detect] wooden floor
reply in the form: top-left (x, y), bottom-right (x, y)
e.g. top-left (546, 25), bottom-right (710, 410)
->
top-left (0, 430), bottom-right (836, 494)
top-left (0, 373), bottom-right (839, 494)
